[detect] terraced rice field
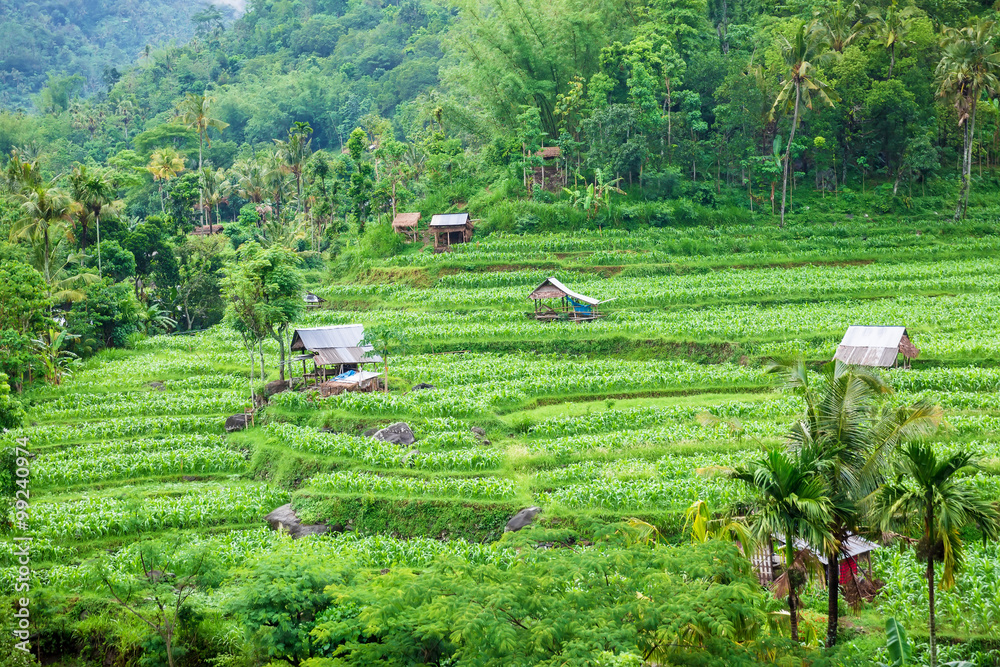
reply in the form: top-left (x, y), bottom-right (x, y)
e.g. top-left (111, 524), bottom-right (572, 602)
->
top-left (7, 220), bottom-right (1000, 659)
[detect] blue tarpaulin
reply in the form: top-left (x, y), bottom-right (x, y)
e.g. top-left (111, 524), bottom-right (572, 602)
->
top-left (333, 370), bottom-right (358, 381)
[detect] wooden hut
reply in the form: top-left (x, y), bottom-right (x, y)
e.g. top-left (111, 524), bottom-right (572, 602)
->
top-left (528, 277), bottom-right (612, 321)
top-left (190, 223), bottom-right (224, 236)
top-left (834, 326), bottom-right (919, 368)
top-left (533, 146), bottom-right (564, 190)
top-left (303, 293), bottom-right (326, 308)
top-left (430, 213), bottom-right (472, 251)
top-left (391, 212), bottom-right (422, 242)
top-left (290, 325), bottom-right (382, 385)
top-left (772, 533), bottom-right (881, 602)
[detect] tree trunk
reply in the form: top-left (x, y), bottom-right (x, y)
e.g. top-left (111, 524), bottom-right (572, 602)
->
top-left (198, 134), bottom-right (205, 227)
top-left (96, 214), bottom-right (102, 279)
top-left (928, 552), bottom-right (936, 667)
top-left (826, 553), bottom-right (839, 647)
top-left (789, 591), bottom-right (799, 642)
top-left (780, 82), bottom-right (801, 228)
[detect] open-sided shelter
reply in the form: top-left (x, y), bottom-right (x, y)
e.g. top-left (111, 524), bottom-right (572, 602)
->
top-left (391, 212), bottom-right (422, 242)
top-left (528, 277), bottom-right (612, 321)
top-left (302, 293), bottom-right (326, 308)
top-left (430, 213), bottom-right (472, 250)
top-left (290, 325), bottom-right (382, 384)
top-left (833, 326), bottom-right (919, 368)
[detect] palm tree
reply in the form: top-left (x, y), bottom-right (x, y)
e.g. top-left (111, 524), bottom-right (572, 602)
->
top-left (816, 1), bottom-right (862, 54)
top-left (772, 360), bottom-right (943, 648)
top-left (176, 93), bottom-right (229, 225)
top-left (70, 165), bottom-right (123, 278)
top-left (936, 19), bottom-right (1000, 220)
top-left (199, 167), bottom-right (230, 233)
top-left (873, 443), bottom-right (1000, 667)
top-left (274, 122), bottom-right (313, 214)
top-left (866, 0), bottom-right (920, 78)
top-left (147, 148), bottom-right (186, 214)
top-left (731, 445), bottom-right (835, 641)
top-left (771, 23), bottom-right (839, 228)
top-left (11, 183), bottom-right (74, 284)
top-left (231, 157), bottom-right (268, 206)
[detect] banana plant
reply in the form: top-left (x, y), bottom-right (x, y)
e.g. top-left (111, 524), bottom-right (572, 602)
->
top-left (878, 618), bottom-right (972, 667)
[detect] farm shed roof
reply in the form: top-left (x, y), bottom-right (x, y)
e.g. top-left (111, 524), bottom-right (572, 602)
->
top-left (781, 533), bottom-right (880, 565)
top-left (313, 347), bottom-right (381, 366)
top-left (535, 146), bottom-right (562, 159)
top-left (528, 277), bottom-right (603, 306)
top-left (833, 326), bottom-right (919, 367)
top-left (290, 325), bottom-right (382, 365)
top-left (392, 212), bottom-right (421, 228)
top-left (429, 213), bottom-right (470, 227)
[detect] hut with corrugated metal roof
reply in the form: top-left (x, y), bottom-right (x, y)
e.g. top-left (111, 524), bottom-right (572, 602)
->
top-left (290, 325), bottom-right (382, 385)
top-left (430, 213), bottom-right (472, 251)
top-left (833, 326), bottom-right (919, 368)
top-left (528, 277), bottom-right (612, 321)
top-left (391, 212), bottom-right (421, 242)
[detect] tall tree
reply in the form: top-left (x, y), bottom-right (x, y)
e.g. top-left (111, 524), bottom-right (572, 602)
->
top-left (176, 93), bottom-right (229, 226)
top-left (866, 0), bottom-right (921, 78)
top-left (275, 122), bottom-right (313, 214)
top-left (147, 148), bottom-right (187, 214)
top-left (816, 1), bottom-right (862, 54)
top-left (222, 242), bottom-right (303, 384)
top-left (70, 165), bottom-right (122, 278)
top-left (730, 445), bottom-right (834, 641)
top-left (771, 23), bottom-right (839, 227)
top-left (873, 443), bottom-right (1000, 667)
top-left (772, 361), bottom-right (943, 648)
top-left (936, 20), bottom-right (1000, 220)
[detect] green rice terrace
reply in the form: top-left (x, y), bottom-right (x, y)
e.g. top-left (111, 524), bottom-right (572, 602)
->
top-left (4, 215), bottom-right (1000, 665)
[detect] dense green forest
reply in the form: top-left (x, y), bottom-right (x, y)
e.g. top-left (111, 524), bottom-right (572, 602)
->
top-left (0, 1), bottom-right (242, 110)
top-left (5, 0), bottom-right (1000, 665)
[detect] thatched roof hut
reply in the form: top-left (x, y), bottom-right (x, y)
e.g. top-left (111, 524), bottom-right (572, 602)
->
top-left (528, 277), bottom-right (611, 321)
top-left (833, 326), bottom-right (919, 368)
top-left (391, 212), bottom-right (422, 241)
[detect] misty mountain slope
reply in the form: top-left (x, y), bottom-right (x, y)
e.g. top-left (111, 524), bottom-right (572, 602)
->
top-left (0, 0), bottom-right (236, 109)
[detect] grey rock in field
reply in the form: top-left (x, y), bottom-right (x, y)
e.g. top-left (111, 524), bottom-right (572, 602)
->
top-left (265, 379), bottom-right (289, 396)
top-left (471, 427), bottom-right (486, 437)
top-left (147, 381), bottom-right (166, 391)
top-left (372, 422), bottom-right (415, 446)
top-left (482, 440), bottom-right (491, 446)
top-left (264, 504), bottom-right (330, 539)
top-left (504, 506), bottom-right (542, 533)
top-left (411, 382), bottom-right (435, 391)
top-left (225, 414), bottom-right (250, 432)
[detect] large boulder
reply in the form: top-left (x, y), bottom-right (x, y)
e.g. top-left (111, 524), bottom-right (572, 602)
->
top-left (371, 422), bottom-right (415, 446)
top-left (225, 414), bottom-right (250, 432)
top-left (504, 506), bottom-right (542, 533)
top-left (264, 504), bottom-right (330, 539)
top-left (147, 381), bottom-right (166, 391)
top-left (411, 383), bottom-right (435, 391)
top-left (265, 379), bottom-right (289, 397)
top-left (470, 427), bottom-right (486, 438)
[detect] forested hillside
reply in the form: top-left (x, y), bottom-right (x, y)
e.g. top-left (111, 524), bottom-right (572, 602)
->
top-left (0, 1), bottom-right (241, 110)
top-left (5, 0), bottom-right (1000, 665)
